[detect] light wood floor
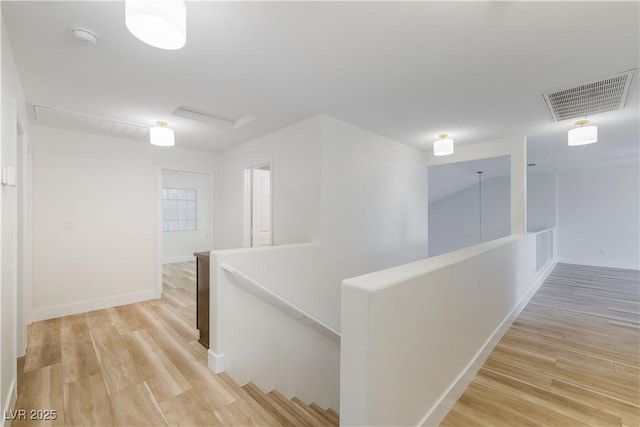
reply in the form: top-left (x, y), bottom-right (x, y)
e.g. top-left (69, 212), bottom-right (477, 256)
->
top-left (15, 262), bottom-right (639, 426)
top-left (13, 262), bottom-right (284, 426)
top-left (442, 263), bottom-right (640, 427)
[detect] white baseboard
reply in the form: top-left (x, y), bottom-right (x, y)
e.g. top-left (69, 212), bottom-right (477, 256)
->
top-left (163, 255), bottom-right (195, 264)
top-left (421, 261), bottom-right (557, 426)
top-left (30, 289), bottom-right (158, 322)
top-left (1, 379), bottom-right (17, 427)
top-left (208, 349), bottom-right (225, 374)
top-left (558, 258), bottom-right (639, 271)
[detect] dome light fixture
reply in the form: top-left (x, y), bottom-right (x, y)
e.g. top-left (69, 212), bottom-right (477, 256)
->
top-left (150, 121), bottom-right (175, 146)
top-left (568, 119), bottom-right (598, 146)
top-left (433, 133), bottom-right (454, 156)
top-left (125, 0), bottom-right (186, 50)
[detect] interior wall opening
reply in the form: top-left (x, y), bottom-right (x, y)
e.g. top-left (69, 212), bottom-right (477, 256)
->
top-left (245, 163), bottom-right (272, 248)
top-left (428, 155), bottom-right (511, 257)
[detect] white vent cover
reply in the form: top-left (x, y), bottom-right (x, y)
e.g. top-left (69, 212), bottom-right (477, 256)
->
top-left (542, 70), bottom-right (636, 122)
top-left (31, 104), bottom-right (149, 141)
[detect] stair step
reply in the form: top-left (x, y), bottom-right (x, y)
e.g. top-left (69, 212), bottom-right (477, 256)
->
top-left (217, 374), bottom-right (281, 426)
top-left (326, 407), bottom-right (340, 424)
top-left (267, 390), bottom-right (322, 426)
top-left (241, 382), bottom-right (298, 427)
top-left (309, 402), bottom-right (339, 427)
top-left (290, 397), bottom-right (333, 426)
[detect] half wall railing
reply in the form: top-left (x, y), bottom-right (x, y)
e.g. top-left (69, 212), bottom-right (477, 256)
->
top-left (221, 263), bottom-right (341, 344)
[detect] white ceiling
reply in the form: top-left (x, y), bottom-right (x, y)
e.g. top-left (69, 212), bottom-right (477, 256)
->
top-left (3, 1), bottom-right (639, 173)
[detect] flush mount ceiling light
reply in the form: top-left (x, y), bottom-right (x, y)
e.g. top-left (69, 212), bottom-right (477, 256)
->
top-left (433, 133), bottom-right (454, 156)
top-left (150, 121), bottom-right (175, 146)
top-left (125, 0), bottom-right (186, 50)
top-left (568, 119), bottom-right (598, 146)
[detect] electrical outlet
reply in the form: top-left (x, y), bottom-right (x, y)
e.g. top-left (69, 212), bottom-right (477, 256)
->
top-left (65, 221), bottom-right (74, 232)
top-left (599, 249), bottom-right (605, 255)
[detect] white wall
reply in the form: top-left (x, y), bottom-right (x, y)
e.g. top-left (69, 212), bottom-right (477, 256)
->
top-left (429, 177), bottom-right (510, 256)
top-left (210, 244), bottom-right (339, 410)
top-left (162, 170), bottom-right (212, 263)
top-left (338, 135), bottom-right (531, 425)
top-left (1, 14), bottom-right (29, 424)
top-left (341, 234), bottom-right (555, 426)
top-left (429, 169), bottom-right (560, 256)
top-left (210, 115), bottom-right (429, 411)
top-left (558, 164), bottom-right (639, 269)
top-left (319, 116), bottom-right (429, 288)
top-left (215, 115), bottom-right (322, 249)
top-left (527, 172), bottom-right (557, 232)
top-left (30, 125), bottom-right (216, 321)
top-left (425, 136), bottom-right (528, 237)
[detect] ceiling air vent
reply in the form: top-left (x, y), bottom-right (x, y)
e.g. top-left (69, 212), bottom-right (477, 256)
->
top-left (542, 70), bottom-right (636, 122)
top-left (31, 104), bottom-right (149, 141)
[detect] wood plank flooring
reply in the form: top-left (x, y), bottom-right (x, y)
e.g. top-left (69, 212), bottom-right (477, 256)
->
top-left (14, 262), bottom-right (336, 426)
top-left (441, 263), bottom-right (640, 427)
top-left (17, 261), bottom-right (636, 426)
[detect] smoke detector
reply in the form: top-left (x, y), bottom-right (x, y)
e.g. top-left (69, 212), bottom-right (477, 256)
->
top-left (542, 70), bottom-right (635, 122)
top-left (71, 27), bottom-right (98, 44)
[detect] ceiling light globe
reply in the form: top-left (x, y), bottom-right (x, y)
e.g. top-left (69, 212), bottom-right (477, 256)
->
top-left (150, 125), bottom-right (175, 146)
top-left (433, 138), bottom-right (454, 156)
top-left (568, 125), bottom-right (597, 146)
top-left (125, 0), bottom-right (186, 50)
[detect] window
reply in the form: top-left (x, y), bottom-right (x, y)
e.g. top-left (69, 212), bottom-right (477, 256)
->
top-left (162, 187), bottom-right (197, 232)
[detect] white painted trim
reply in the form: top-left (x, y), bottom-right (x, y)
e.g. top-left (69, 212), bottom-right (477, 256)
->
top-left (163, 255), bottom-right (195, 264)
top-left (1, 379), bottom-right (17, 427)
top-left (156, 167), bottom-right (164, 300)
top-left (558, 258), bottom-right (639, 271)
top-left (208, 349), bottom-right (225, 374)
top-left (421, 260), bottom-right (557, 427)
top-left (243, 159), bottom-right (274, 248)
top-left (30, 289), bottom-right (158, 322)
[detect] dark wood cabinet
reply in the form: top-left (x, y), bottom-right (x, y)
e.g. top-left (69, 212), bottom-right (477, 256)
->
top-left (194, 251), bottom-right (210, 348)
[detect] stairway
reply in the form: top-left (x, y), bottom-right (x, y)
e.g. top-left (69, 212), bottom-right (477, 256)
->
top-left (218, 373), bottom-right (339, 426)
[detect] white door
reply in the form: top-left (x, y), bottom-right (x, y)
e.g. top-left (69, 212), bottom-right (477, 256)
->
top-left (251, 169), bottom-right (272, 246)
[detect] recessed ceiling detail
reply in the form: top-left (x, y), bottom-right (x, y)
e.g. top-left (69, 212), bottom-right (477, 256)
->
top-left (542, 70), bottom-right (636, 122)
top-left (172, 106), bottom-right (255, 130)
top-left (31, 104), bottom-right (148, 141)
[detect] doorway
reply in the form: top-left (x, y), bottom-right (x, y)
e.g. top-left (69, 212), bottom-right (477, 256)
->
top-left (245, 163), bottom-right (272, 247)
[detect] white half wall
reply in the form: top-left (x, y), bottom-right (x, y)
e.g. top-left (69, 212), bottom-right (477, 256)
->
top-left (557, 164), bottom-right (640, 270)
top-left (340, 235), bottom-right (544, 426)
top-left (162, 170), bottom-right (213, 263)
top-left (30, 125), bottom-right (216, 321)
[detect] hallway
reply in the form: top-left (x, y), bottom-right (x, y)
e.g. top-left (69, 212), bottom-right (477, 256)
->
top-left (442, 264), bottom-right (640, 426)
